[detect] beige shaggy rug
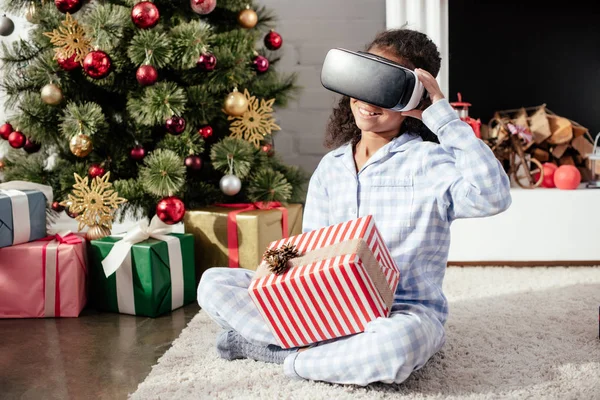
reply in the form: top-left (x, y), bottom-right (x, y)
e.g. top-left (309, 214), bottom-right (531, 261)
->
top-left (130, 267), bottom-right (600, 399)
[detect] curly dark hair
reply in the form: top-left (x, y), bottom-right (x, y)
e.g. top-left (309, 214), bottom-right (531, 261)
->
top-left (324, 29), bottom-right (442, 149)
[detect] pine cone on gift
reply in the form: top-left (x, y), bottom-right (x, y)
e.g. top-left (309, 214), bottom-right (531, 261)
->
top-left (263, 243), bottom-right (300, 275)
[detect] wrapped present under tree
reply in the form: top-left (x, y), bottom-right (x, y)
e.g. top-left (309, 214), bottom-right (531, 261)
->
top-left (184, 202), bottom-right (302, 280)
top-left (0, 232), bottom-right (87, 318)
top-left (89, 216), bottom-right (196, 318)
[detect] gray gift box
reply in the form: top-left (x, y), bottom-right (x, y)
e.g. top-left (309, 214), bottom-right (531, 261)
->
top-left (0, 190), bottom-right (48, 248)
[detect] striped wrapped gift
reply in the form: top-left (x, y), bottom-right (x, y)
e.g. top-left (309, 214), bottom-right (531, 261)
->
top-left (248, 215), bottom-right (400, 349)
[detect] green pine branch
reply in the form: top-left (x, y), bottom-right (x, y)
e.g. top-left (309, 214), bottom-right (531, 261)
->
top-left (128, 30), bottom-right (172, 68)
top-left (127, 81), bottom-right (187, 126)
top-left (85, 3), bottom-right (131, 52)
top-left (210, 137), bottom-right (254, 179)
top-left (170, 20), bottom-right (214, 70)
top-left (246, 168), bottom-right (292, 203)
top-left (139, 148), bottom-right (186, 197)
top-left (157, 129), bottom-right (205, 159)
top-left (60, 102), bottom-right (108, 138)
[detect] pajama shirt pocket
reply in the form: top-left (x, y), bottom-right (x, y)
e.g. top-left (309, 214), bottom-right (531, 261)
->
top-left (363, 176), bottom-right (415, 240)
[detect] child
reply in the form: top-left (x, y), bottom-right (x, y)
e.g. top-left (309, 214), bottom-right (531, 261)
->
top-left (198, 28), bottom-right (511, 386)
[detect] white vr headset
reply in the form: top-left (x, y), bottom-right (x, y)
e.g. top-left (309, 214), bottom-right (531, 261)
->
top-left (320, 48), bottom-right (425, 112)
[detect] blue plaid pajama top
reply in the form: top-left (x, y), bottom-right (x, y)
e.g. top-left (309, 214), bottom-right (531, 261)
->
top-left (302, 99), bottom-right (512, 325)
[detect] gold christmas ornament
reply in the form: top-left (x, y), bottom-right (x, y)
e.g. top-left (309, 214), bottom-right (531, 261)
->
top-left (59, 172), bottom-right (127, 240)
top-left (228, 88), bottom-right (280, 147)
top-left (69, 134), bottom-right (93, 157)
top-left (237, 6), bottom-right (258, 29)
top-left (0, 160), bottom-right (5, 170)
top-left (223, 87), bottom-right (249, 117)
top-left (41, 83), bottom-right (63, 105)
top-left (25, 1), bottom-right (38, 23)
top-left (43, 13), bottom-right (93, 63)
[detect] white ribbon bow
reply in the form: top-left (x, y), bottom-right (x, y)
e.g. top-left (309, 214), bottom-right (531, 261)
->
top-left (0, 181), bottom-right (54, 205)
top-left (101, 215), bottom-right (185, 315)
top-left (102, 215), bottom-right (175, 277)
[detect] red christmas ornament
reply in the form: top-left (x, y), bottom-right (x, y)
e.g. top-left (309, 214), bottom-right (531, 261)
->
top-left (8, 131), bottom-right (26, 149)
top-left (261, 142), bottom-right (274, 157)
top-left (51, 201), bottom-right (65, 212)
top-left (534, 162), bottom-right (558, 188)
top-left (55, 0), bottom-right (82, 13)
top-left (83, 50), bottom-right (112, 79)
top-left (198, 125), bottom-right (213, 139)
top-left (253, 55), bottom-right (269, 73)
top-left (136, 64), bottom-right (158, 86)
top-left (554, 165), bottom-right (581, 190)
top-left (197, 52), bottom-right (217, 71)
top-left (57, 53), bottom-right (81, 71)
top-left (131, 1), bottom-right (160, 29)
top-left (166, 115), bottom-right (186, 135)
top-left (0, 122), bottom-right (13, 140)
top-left (23, 138), bottom-right (41, 154)
top-left (130, 145), bottom-right (146, 161)
top-left (65, 207), bottom-right (78, 219)
top-left (88, 163), bottom-right (106, 179)
top-left (184, 155), bottom-right (203, 171)
top-left (264, 30), bottom-right (282, 50)
top-left (156, 196), bottom-right (186, 225)
top-left (190, 0), bottom-right (216, 15)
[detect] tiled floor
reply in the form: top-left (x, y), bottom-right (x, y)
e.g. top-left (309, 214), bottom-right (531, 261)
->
top-left (0, 303), bottom-right (200, 400)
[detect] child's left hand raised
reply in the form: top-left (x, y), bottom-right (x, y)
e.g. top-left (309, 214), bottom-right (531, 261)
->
top-left (401, 68), bottom-right (445, 120)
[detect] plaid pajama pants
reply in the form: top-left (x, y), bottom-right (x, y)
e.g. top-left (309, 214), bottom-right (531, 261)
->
top-left (198, 267), bottom-right (446, 386)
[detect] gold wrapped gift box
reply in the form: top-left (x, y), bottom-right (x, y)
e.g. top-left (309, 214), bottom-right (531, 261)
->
top-left (183, 204), bottom-right (303, 279)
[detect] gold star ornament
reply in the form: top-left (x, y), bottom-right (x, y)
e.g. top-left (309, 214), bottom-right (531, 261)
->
top-left (60, 172), bottom-right (127, 240)
top-left (43, 13), bottom-right (93, 63)
top-left (228, 89), bottom-right (280, 148)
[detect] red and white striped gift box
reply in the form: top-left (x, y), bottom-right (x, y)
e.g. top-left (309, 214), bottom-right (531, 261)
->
top-left (248, 215), bottom-right (400, 349)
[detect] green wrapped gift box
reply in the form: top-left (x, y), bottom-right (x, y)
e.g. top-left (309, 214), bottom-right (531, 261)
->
top-left (89, 233), bottom-right (196, 318)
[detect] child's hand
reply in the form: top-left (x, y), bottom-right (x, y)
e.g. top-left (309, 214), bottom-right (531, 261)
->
top-left (401, 68), bottom-right (445, 120)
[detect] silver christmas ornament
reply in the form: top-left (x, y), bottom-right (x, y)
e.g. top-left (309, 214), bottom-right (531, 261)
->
top-left (0, 15), bottom-right (15, 37)
top-left (219, 174), bottom-right (241, 196)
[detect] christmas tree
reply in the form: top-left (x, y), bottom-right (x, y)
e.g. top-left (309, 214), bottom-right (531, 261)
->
top-left (0, 0), bottom-right (307, 225)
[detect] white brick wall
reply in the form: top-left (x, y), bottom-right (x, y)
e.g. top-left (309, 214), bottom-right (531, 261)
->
top-left (258, 0), bottom-right (386, 173)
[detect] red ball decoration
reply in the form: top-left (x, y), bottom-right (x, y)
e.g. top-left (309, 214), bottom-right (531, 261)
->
top-left (264, 30), bottom-right (283, 50)
top-left (253, 55), bottom-right (269, 73)
top-left (184, 155), bottom-right (203, 171)
top-left (131, 1), bottom-right (160, 29)
top-left (156, 196), bottom-right (186, 225)
top-left (8, 131), bottom-right (26, 149)
top-left (83, 50), bottom-right (112, 79)
top-left (57, 53), bottom-right (80, 71)
top-left (65, 207), bottom-right (78, 219)
top-left (197, 52), bottom-right (217, 71)
top-left (0, 122), bottom-right (13, 140)
top-left (554, 165), bottom-right (581, 190)
top-left (261, 143), bottom-right (274, 157)
top-left (88, 164), bottom-right (106, 179)
top-left (136, 64), bottom-right (158, 86)
top-left (130, 145), bottom-right (146, 161)
top-left (534, 162), bottom-right (558, 188)
top-left (166, 115), bottom-right (186, 135)
top-left (198, 125), bottom-right (213, 139)
top-left (51, 201), bottom-right (65, 212)
top-left (23, 138), bottom-right (41, 154)
top-left (190, 0), bottom-right (216, 15)
top-left (55, 0), bottom-right (82, 13)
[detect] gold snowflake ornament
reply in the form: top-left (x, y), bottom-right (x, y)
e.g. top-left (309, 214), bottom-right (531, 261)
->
top-left (228, 89), bottom-right (281, 148)
top-left (43, 13), bottom-right (93, 63)
top-left (60, 172), bottom-right (127, 232)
